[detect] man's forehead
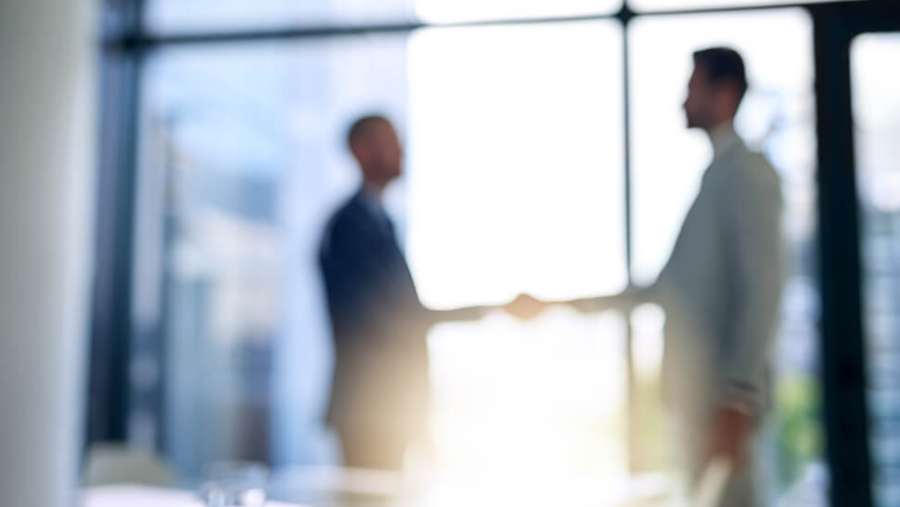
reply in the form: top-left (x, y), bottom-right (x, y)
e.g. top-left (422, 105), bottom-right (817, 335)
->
top-left (688, 64), bottom-right (710, 84)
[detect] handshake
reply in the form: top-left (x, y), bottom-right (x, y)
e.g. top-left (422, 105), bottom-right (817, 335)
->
top-left (500, 294), bottom-right (550, 320)
top-left (490, 287), bottom-right (640, 321)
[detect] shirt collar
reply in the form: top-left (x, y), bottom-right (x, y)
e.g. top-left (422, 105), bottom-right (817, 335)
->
top-left (358, 181), bottom-right (383, 208)
top-left (709, 122), bottom-right (741, 160)
top-left (357, 182), bottom-right (390, 224)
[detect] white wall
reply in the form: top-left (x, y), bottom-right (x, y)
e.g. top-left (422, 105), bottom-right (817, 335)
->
top-left (0, 0), bottom-right (95, 505)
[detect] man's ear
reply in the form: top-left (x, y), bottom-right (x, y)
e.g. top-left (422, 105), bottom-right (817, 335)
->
top-left (350, 142), bottom-right (367, 162)
top-left (720, 83), bottom-right (743, 114)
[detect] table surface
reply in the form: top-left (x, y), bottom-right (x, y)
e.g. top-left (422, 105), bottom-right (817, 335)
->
top-left (82, 485), bottom-right (307, 507)
top-left (82, 468), bottom-right (679, 507)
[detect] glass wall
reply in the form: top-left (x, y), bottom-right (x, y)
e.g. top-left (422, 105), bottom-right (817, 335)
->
top-left (407, 21), bottom-right (628, 483)
top-left (136, 21), bottom-right (632, 489)
top-left (143, 0), bottom-right (858, 31)
top-left (136, 35), bottom-right (410, 476)
top-left (145, 0), bottom-right (413, 33)
top-left (127, 1), bottom-right (836, 505)
top-left (852, 33), bottom-right (900, 507)
top-left (144, 0), bottom-right (622, 33)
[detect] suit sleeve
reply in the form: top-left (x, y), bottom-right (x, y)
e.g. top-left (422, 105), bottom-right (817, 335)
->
top-left (320, 216), bottom-right (379, 337)
top-left (720, 157), bottom-right (784, 414)
top-left (323, 212), bottom-right (430, 336)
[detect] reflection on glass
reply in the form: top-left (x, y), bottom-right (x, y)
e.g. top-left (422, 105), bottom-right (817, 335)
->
top-left (630, 0), bottom-right (854, 13)
top-left (629, 9), bottom-right (824, 505)
top-left (852, 33), bottom-right (900, 507)
top-left (408, 21), bottom-right (629, 481)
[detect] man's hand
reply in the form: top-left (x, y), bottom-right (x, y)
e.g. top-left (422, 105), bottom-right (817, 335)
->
top-left (709, 406), bottom-right (752, 469)
top-left (503, 293), bottom-right (547, 320)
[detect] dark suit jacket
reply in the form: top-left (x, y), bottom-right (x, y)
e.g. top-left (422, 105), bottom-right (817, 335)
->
top-left (319, 190), bottom-right (432, 438)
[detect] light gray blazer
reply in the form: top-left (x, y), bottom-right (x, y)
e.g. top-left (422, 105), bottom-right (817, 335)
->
top-left (650, 132), bottom-right (784, 417)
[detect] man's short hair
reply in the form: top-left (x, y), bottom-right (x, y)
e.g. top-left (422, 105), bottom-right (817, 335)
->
top-left (693, 47), bottom-right (748, 103)
top-left (347, 115), bottom-right (390, 149)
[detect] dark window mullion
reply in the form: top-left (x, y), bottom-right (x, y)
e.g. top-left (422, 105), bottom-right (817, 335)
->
top-left (620, 2), bottom-right (640, 473)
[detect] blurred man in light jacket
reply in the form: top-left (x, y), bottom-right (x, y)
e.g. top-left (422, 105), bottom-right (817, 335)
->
top-left (544, 47), bottom-right (784, 506)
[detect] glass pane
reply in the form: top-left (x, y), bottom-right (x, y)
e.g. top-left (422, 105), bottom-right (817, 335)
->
top-left (408, 22), bottom-right (626, 308)
top-left (631, 0), bottom-right (858, 13)
top-left (136, 35), bottom-right (410, 478)
top-left (408, 20), bottom-right (631, 491)
top-left (137, 20), bottom-right (630, 499)
top-left (145, 0), bottom-right (413, 33)
top-left (144, 0), bottom-right (622, 34)
top-left (852, 33), bottom-right (900, 507)
top-left (630, 9), bottom-right (825, 505)
top-left (414, 0), bottom-right (620, 24)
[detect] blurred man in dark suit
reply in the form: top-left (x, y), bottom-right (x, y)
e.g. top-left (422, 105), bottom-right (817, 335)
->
top-left (319, 115), bottom-right (534, 470)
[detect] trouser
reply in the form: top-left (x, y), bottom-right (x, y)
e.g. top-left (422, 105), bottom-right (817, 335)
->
top-left (337, 429), bottom-right (409, 471)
